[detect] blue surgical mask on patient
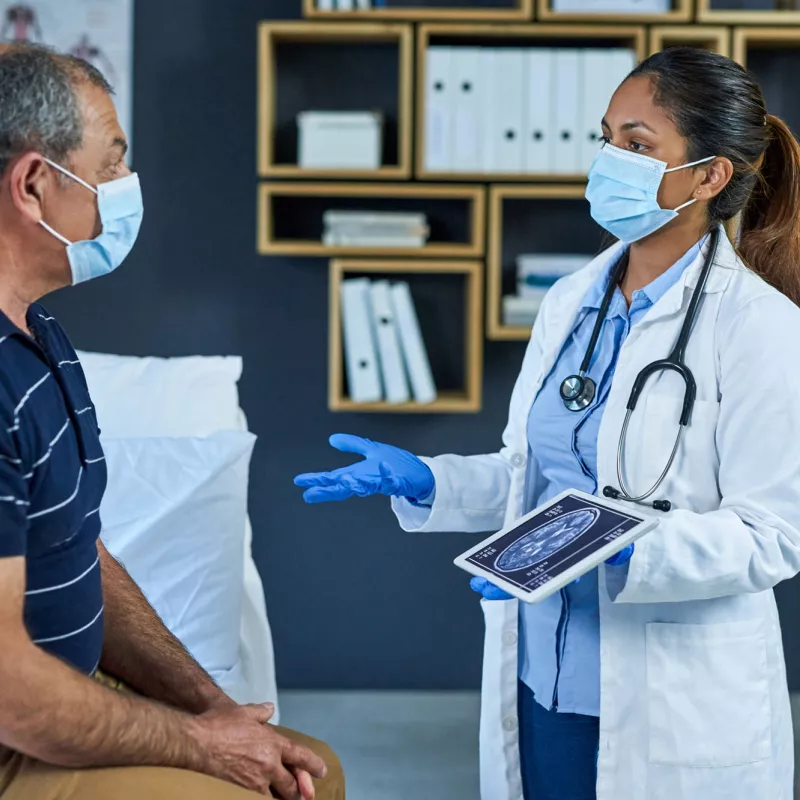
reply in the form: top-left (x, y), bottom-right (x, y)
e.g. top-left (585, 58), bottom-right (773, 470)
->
top-left (39, 158), bottom-right (143, 285)
top-left (585, 143), bottom-right (715, 243)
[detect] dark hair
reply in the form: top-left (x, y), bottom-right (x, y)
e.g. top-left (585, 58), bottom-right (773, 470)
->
top-left (629, 47), bottom-right (800, 305)
top-left (0, 43), bottom-right (113, 177)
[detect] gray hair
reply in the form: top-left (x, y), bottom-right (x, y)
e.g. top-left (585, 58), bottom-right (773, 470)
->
top-left (0, 44), bottom-right (114, 177)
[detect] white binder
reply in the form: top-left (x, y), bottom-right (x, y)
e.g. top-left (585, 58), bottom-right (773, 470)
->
top-left (524, 48), bottom-right (554, 174)
top-left (390, 283), bottom-right (437, 405)
top-left (483, 48), bottom-right (525, 174)
top-left (552, 49), bottom-right (581, 174)
top-left (579, 49), bottom-right (610, 173)
top-left (451, 48), bottom-right (484, 173)
top-left (369, 281), bottom-right (411, 404)
top-left (424, 47), bottom-right (453, 172)
top-left (341, 279), bottom-right (382, 403)
top-left (607, 48), bottom-right (636, 101)
top-left (335, 0), bottom-right (354, 9)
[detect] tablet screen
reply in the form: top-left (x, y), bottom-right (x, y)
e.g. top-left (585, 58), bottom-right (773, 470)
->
top-left (465, 493), bottom-right (644, 594)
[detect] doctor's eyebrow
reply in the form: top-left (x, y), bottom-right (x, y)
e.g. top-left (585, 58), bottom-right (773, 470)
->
top-left (601, 118), bottom-right (657, 134)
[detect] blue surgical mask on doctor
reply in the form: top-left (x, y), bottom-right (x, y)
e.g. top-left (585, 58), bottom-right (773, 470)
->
top-left (585, 143), bottom-right (715, 243)
top-left (38, 158), bottom-right (143, 285)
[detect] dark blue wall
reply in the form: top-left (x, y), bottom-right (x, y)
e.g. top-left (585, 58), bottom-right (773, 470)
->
top-left (45, 0), bottom-right (529, 690)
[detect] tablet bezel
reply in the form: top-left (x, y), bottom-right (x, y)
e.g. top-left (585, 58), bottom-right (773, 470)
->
top-left (453, 488), bottom-right (658, 604)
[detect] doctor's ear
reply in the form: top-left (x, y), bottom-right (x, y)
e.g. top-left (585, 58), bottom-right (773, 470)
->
top-left (694, 157), bottom-right (734, 203)
top-left (6, 152), bottom-right (50, 225)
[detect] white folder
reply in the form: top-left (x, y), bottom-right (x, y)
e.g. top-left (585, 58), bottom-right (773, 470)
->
top-left (390, 283), bottom-right (437, 405)
top-left (318, 0), bottom-right (334, 9)
top-left (524, 48), bottom-right (554, 174)
top-left (341, 279), bottom-right (382, 403)
top-left (369, 281), bottom-right (410, 405)
top-left (335, 0), bottom-right (354, 9)
top-left (552, 49), bottom-right (581, 175)
top-left (424, 47), bottom-right (453, 172)
top-left (451, 48), bottom-right (483, 173)
top-left (579, 49), bottom-right (610, 173)
top-left (483, 48), bottom-right (525, 174)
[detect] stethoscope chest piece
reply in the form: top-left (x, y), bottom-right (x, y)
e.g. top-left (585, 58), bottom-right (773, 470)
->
top-left (560, 373), bottom-right (596, 412)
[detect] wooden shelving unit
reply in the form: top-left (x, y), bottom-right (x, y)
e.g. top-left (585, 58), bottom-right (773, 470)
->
top-left (303, 0), bottom-right (533, 21)
top-left (698, 1), bottom-right (800, 25)
top-left (487, 184), bottom-right (605, 340)
top-left (258, 182), bottom-right (486, 257)
top-left (649, 24), bottom-right (730, 54)
top-left (329, 259), bottom-right (484, 413)
top-left (415, 23), bottom-right (647, 182)
top-left (257, 21), bottom-right (413, 179)
top-left (732, 26), bottom-right (800, 64)
top-left (537, 0), bottom-right (690, 23)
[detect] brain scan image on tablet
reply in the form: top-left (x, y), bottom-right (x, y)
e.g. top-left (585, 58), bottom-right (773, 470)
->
top-left (462, 492), bottom-right (647, 598)
top-left (495, 508), bottom-right (600, 572)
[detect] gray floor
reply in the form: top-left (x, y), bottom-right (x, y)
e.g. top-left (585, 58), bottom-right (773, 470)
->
top-left (281, 691), bottom-right (800, 800)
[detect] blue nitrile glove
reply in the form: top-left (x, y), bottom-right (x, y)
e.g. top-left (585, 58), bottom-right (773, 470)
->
top-left (606, 543), bottom-right (634, 566)
top-left (470, 576), bottom-right (513, 601)
top-left (294, 433), bottom-right (435, 505)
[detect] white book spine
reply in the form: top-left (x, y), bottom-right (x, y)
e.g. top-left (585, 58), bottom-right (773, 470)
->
top-left (340, 279), bottom-right (382, 403)
top-left (390, 282), bottom-right (437, 404)
top-left (424, 47), bottom-right (453, 172)
top-left (369, 281), bottom-right (411, 404)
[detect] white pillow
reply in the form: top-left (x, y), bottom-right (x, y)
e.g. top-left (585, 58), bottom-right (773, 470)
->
top-left (77, 351), bottom-right (243, 438)
top-left (100, 431), bottom-right (256, 681)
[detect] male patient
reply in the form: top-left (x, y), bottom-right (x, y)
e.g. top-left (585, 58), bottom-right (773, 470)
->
top-left (0, 44), bottom-right (344, 800)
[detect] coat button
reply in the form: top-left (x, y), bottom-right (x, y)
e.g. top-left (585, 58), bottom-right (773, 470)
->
top-left (503, 716), bottom-right (518, 732)
top-left (510, 453), bottom-right (526, 468)
top-left (502, 631), bottom-right (518, 646)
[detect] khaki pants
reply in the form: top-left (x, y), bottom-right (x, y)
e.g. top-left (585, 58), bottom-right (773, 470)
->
top-left (0, 673), bottom-right (345, 800)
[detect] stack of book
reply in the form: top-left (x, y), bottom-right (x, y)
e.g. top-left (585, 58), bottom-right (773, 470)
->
top-left (503, 253), bottom-right (590, 328)
top-left (323, 211), bottom-right (430, 248)
top-left (341, 278), bottom-right (437, 405)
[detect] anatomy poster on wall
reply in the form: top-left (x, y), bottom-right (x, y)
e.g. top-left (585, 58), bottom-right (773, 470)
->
top-left (1, 1), bottom-right (134, 157)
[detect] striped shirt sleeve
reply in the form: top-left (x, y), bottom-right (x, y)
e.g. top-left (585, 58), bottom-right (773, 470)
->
top-left (0, 418), bottom-right (28, 558)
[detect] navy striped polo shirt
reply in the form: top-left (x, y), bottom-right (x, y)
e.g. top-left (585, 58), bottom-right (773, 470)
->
top-left (0, 304), bottom-right (106, 674)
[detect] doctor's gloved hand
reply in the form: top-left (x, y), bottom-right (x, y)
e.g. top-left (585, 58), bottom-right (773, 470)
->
top-left (470, 577), bottom-right (513, 601)
top-left (606, 543), bottom-right (634, 566)
top-left (294, 434), bottom-right (435, 505)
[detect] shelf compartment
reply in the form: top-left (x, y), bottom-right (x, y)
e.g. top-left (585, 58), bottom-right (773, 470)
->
top-left (258, 182), bottom-right (486, 257)
top-left (257, 22), bottom-right (413, 179)
top-left (537, 0), bottom-right (690, 24)
top-left (416, 23), bottom-right (646, 182)
top-left (699, 0), bottom-right (800, 25)
top-left (303, 0), bottom-right (533, 22)
top-left (329, 259), bottom-right (484, 412)
top-left (487, 184), bottom-right (606, 340)
top-left (649, 25), bottom-right (731, 55)
top-left (733, 28), bottom-right (800, 136)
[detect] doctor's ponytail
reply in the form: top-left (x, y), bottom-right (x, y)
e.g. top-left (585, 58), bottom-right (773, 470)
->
top-left (738, 115), bottom-right (800, 306)
top-left (629, 48), bottom-right (800, 306)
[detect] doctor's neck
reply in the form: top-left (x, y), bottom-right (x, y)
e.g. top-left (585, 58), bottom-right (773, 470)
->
top-left (619, 220), bottom-right (708, 304)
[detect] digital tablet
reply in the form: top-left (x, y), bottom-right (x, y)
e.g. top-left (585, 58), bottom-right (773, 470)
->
top-left (453, 489), bottom-right (658, 604)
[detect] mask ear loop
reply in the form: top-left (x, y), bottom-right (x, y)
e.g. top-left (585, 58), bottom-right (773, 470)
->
top-left (39, 220), bottom-right (73, 246)
top-left (665, 155), bottom-right (716, 213)
top-left (42, 157), bottom-right (98, 195)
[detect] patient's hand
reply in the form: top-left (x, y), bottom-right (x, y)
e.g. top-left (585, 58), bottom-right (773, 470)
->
top-left (188, 702), bottom-right (326, 799)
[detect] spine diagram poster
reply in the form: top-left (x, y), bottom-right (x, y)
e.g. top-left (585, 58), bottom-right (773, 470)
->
top-left (1, 1), bottom-right (134, 156)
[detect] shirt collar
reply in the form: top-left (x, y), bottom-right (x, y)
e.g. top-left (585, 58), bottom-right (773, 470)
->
top-left (580, 235), bottom-right (708, 314)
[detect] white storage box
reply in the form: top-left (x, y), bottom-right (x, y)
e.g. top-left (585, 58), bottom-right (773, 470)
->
top-left (298, 111), bottom-right (383, 170)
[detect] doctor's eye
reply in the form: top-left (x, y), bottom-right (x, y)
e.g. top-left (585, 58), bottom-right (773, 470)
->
top-left (628, 140), bottom-right (648, 152)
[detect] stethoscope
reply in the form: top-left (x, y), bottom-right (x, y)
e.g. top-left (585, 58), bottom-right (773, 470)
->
top-left (559, 226), bottom-right (721, 513)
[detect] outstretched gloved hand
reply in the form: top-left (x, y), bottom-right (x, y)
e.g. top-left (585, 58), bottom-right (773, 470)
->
top-left (294, 433), bottom-right (435, 505)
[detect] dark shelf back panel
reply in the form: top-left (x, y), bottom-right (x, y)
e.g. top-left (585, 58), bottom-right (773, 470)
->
top-left (501, 197), bottom-right (607, 296)
top-left (339, 271), bottom-right (468, 395)
top-left (274, 41), bottom-right (400, 166)
top-left (271, 195), bottom-right (472, 244)
top-left (747, 47), bottom-right (800, 138)
top-left (710, 0), bottom-right (790, 9)
top-left (428, 34), bottom-right (636, 49)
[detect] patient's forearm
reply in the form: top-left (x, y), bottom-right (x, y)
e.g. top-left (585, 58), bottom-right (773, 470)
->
top-left (97, 541), bottom-right (233, 713)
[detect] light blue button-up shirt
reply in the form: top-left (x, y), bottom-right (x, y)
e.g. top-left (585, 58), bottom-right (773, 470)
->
top-left (519, 238), bottom-right (704, 717)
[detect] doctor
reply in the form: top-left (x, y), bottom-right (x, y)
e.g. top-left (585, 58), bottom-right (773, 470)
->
top-left (296, 48), bottom-right (800, 800)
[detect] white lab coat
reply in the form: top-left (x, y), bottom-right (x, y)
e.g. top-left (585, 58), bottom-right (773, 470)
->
top-left (393, 228), bottom-right (800, 800)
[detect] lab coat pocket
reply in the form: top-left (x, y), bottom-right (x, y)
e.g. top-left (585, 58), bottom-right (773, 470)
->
top-left (646, 620), bottom-right (771, 767)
